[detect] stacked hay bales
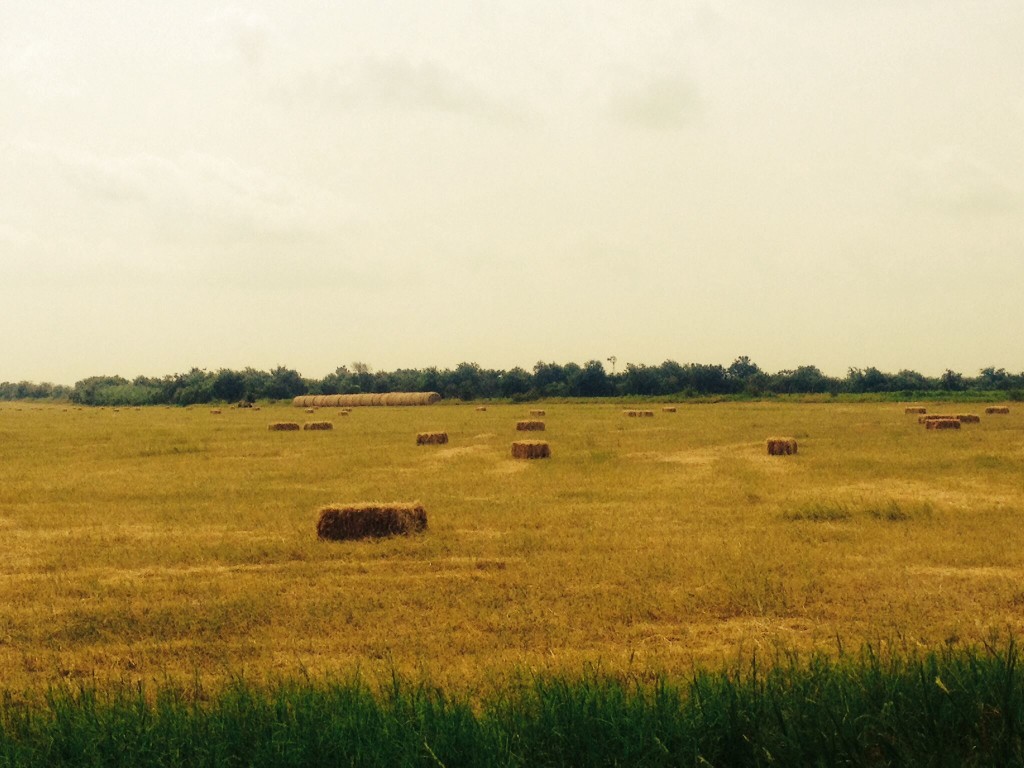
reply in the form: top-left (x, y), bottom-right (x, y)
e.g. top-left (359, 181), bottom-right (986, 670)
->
top-left (303, 421), bottom-right (333, 431)
top-left (316, 503), bottom-right (427, 541)
top-left (766, 437), bottom-right (798, 455)
top-left (904, 407), bottom-right (927, 414)
top-left (416, 432), bottom-right (448, 445)
top-left (926, 418), bottom-right (961, 430)
top-left (985, 406), bottom-right (1010, 415)
top-left (623, 410), bottom-right (655, 418)
top-left (268, 422), bottom-right (301, 431)
top-left (512, 441), bottom-right (551, 459)
top-left (293, 392), bottom-right (441, 408)
top-left (516, 421), bottom-right (545, 431)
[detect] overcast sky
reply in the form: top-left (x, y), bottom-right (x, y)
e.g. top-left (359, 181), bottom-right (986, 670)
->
top-left (2, 2), bottom-right (1022, 384)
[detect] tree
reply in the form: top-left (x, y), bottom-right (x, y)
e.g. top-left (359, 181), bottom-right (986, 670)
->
top-left (212, 369), bottom-right (246, 402)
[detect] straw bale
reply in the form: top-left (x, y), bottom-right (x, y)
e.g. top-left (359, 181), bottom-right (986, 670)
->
top-left (623, 410), bottom-right (655, 417)
top-left (316, 503), bottom-right (427, 541)
top-left (985, 406), bottom-right (1010, 415)
top-left (919, 415), bottom-right (958, 423)
top-left (416, 432), bottom-right (449, 445)
top-left (516, 420), bottom-right (545, 431)
top-left (662, 407), bottom-right (677, 413)
top-left (305, 408), bottom-right (315, 414)
top-left (530, 410), bottom-right (546, 417)
top-left (904, 407), bottom-right (927, 414)
top-left (511, 441), bottom-right (551, 459)
top-left (956, 414), bottom-right (980, 424)
top-left (210, 409), bottom-right (221, 415)
top-left (268, 422), bottom-right (301, 431)
top-left (476, 406), bottom-right (487, 411)
top-left (293, 392), bottom-right (441, 408)
top-left (766, 437), bottom-right (798, 455)
top-left (303, 421), bottom-right (334, 430)
top-left (925, 419), bottom-right (961, 430)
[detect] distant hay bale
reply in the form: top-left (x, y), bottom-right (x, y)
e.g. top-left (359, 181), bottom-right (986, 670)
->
top-left (530, 410), bottom-right (546, 417)
top-left (516, 420), bottom-right (545, 431)
top-left (662, 407), bottom-right (677, 413)
top-left (985, 406), bottom-right (1010, 415)
top-left (292, 392), bottom-right (441, 408)
top-left (303, 421), bottom-right (334, 430)
top-left (316, 503), bottom-right (427, 541)
top-left (210, 409), bottom-right (221, 415)
top-left (919, 415), bottom-right (959, 424)
top-left (623, 410), bottom-right (654, 418)
top-left (925, 418), bottom-right (961, 430)
top-left (252, 406), bottom-right (261, 411)
top-left (268, 422), bottom-right (300, 431)
top-left (956, 414), bottom-right (981, 423)
top-left (766, 437), bottom-right (798, 455)
top-left (305, 408), bottom-right (315, 414)
top-left (904, 407), bottom-right (927, 414)
top-left (476, 406), bottom-right (487, 411)
top-left (416, 432), bottom-right (449, 445)
top-left (511, 441), bottom-right (551, 459)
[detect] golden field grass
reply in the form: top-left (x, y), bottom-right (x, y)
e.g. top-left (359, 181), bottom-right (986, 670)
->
top-left (1, 400), bottom-right (1023, 693)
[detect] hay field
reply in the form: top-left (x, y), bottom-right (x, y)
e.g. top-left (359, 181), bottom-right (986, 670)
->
top-left (1, 401), bottom-right (1023, 693)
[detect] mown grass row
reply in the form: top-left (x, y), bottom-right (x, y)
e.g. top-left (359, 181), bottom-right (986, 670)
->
top-left (1, 642), bottom-right (1022, 767)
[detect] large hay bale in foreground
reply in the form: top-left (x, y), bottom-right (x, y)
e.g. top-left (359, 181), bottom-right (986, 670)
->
top-left (303, 421), bottom-right (334, 430)
top-left (904, 407), bottom-right (927, 414)
top-left (766, 437), bottom-right (798, 455)
top-left (512, 441), bottom-right (551, 459)
top-left (316, 503), bottom-right (427, 541)
top-left (268, 422), bottom-right (300, 431)
top-left (926, 418), bottom-right (961, 430)
top-left (416, 432), bottom-right (448, 445)
top-left (516, 420), bottom-right (545, 431)
top-left (985, 406), bottom-right (1010, 415)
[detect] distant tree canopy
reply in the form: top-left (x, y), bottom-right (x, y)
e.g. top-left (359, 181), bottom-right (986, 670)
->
top-left (3, 358), bottom-right (1024, 406)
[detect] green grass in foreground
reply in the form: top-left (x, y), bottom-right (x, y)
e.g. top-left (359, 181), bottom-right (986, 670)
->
top-left (1, 643), bottom-right (1022, 767)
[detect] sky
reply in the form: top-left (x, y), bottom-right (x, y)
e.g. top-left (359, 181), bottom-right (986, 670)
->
top-left (2, 2), bottom-right (1022, 385)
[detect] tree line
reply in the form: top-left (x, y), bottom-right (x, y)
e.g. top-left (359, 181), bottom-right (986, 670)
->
top-left (3, 357), bottom-right (1024, 406)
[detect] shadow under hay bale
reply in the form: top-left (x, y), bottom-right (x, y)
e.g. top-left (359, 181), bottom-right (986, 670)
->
top-left (316, 503), bottom-right (427, 541)
top-left (303, 421), bottom-right (333, 430)
top-left (416, 432), bottom-right (448, 445)
top-left (268, 422), bottom-right (300, 431)
top-left (512, 441), bottom-right (550, 459)
top-left (766, 437), bottom-right (798, 455)
top-left (926, 419), bottom-right (961, 430)
top-left (985, 406), bottom-right (1010, 415)
top-left (904, 407), bottom-right (927, 414)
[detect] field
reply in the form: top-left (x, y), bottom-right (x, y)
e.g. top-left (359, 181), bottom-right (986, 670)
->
top-left (1, 400), bottom-right (1023, 696)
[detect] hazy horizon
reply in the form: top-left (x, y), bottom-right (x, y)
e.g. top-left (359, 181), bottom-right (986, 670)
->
top-left (3, 2), bottom-right (1022, 385)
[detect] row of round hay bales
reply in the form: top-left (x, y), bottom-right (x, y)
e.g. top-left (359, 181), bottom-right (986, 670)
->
top-left (293, 392), bottom-right (440, 408)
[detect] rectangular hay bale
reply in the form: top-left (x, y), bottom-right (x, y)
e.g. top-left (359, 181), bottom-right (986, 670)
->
top-left (316, 503), bottom-right (427, 541)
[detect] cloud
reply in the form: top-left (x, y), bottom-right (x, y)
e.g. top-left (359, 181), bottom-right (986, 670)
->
top-left (607, 74), bottom-right (701, 130)
top-left (285, 55), bottom-right (517, 121)
top-left (205, 7), bottom-right (272, 69)
top-left (903, 147), bottom-right (1020, 216)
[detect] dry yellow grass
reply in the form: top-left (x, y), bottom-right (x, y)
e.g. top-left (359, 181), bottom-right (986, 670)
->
top-left (0, 400), bottom-right (1022, 695)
